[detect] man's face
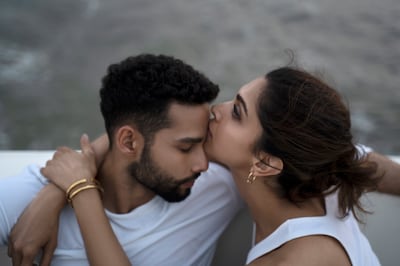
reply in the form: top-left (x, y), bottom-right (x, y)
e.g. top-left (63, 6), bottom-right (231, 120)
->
top-left (128, 103), bottom-right (210, 202)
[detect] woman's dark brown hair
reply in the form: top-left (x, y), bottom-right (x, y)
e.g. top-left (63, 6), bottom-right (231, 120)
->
top-left (255, 67), bottom-right (378, 221)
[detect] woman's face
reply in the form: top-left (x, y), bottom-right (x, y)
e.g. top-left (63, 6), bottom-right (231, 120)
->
top-left (205, 77), bottom-right (266, 171)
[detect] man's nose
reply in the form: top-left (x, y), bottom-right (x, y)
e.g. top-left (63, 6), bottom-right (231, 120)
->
top-left (192, 149), bottom-right (209, 173)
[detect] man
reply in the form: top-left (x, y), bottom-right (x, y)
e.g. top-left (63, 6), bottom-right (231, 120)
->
top-left (0, 54), bottom-right (243, 265)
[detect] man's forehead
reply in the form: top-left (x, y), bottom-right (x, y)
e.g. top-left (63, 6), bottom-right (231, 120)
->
top-left (168, 102), bottom-right (209, 113)
top-left (167, 102), bottom-right (209, 124)
top-left (161, 102), bottom-right (209, 141)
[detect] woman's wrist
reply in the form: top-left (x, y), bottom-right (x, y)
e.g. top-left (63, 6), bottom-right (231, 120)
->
top-left (64, 178), bottom-right (103, 205)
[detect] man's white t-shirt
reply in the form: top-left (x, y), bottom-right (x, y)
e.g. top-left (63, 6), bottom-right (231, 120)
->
top-left (0, 162), bottom-right (242, 266)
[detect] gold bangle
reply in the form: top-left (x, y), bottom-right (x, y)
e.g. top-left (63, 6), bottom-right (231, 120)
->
top-left (66, 178), bottom-right (88, 196)
top-left (91, 178), bottom-right (102, 187)
top-left (68, 184), bottom-right (100, 203)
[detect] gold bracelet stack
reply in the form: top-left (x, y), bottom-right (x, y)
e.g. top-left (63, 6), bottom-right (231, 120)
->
top-left (65, 178), bottom-right (104, 205)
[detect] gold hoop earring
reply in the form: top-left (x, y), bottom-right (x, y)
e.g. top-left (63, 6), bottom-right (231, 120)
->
top-left (246, 171), bottom-right (257, 184)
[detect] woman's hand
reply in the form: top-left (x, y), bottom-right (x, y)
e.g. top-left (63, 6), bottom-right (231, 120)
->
top-left (41, 134), bottom-right (97, 192)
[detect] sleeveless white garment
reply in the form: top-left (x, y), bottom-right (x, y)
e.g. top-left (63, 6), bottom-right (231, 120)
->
top-left (246, 193), bottom-right (380, 266)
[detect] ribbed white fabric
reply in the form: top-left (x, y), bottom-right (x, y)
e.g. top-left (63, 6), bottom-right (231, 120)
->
top-left (246, 193), bottom-right (380, 265)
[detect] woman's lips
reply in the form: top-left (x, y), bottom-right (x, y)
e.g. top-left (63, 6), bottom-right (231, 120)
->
top-left (207, 123), bottom-right (213, 139)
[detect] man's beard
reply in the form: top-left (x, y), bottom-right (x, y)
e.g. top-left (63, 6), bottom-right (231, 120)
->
top-left (128, 143), bottom-right (200, 202)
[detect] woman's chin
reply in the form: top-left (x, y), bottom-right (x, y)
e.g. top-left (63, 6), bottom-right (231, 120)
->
top-left (204, 142), bottom-right (212, 156)
top-left (206, 153), bottom-right (226, 167)
top-left (205, 144), bottom-right (226, 166)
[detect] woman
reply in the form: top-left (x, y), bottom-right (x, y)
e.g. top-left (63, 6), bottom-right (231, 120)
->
top-left (39, 67), bottom-right (381, 265)
top-left (204, 67), bottom-right (380, 265)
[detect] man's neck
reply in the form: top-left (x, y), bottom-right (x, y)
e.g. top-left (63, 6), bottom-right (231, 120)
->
top-left (98, 154), bottom-right (156, 214)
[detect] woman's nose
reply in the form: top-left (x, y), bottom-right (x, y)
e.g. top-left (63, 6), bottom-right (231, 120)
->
top-left (210, 104), bottom-right (222, 121)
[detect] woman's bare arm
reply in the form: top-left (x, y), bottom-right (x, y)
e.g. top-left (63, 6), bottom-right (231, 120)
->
top-left (67, 187), bottom-right (130, 266)
top-left (368, 152), bottom-right (400, 195)
top-left (40, 134), bottom-right (130, 266)
top-left (91, 134), bottom-right (109, 168)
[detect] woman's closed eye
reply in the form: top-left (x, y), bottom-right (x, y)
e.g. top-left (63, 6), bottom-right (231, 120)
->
top-left (232, 103), bottom-right (241, 120)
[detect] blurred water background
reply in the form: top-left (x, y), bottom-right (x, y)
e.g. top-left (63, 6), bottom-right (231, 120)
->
top-left (0, 0), bottom-right (399, 153)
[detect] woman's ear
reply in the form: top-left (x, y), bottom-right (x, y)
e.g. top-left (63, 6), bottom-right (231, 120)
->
top-left (252, 153), bottom-right (283, 177)
top-left (115, 125), bottom-right (143, 157)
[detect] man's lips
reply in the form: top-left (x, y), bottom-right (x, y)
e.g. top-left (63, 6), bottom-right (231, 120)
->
top-left (181, 180), bottom-right (195, 188)
top-left (179, 173), bottom-right (200, 188)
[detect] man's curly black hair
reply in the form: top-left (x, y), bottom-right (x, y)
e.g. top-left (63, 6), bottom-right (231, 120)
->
top-left (100, 54), bottom-right (219, 145)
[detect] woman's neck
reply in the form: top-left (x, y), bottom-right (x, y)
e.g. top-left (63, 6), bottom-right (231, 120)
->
top-left (231, 168), bottom-right (325, 243)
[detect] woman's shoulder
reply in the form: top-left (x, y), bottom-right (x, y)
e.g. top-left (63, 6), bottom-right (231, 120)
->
top-left (249, 235), bottom-right (351, 266)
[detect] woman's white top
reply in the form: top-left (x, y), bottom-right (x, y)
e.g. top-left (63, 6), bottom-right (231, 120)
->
top-left (246, 193), bottom-right (380, 265)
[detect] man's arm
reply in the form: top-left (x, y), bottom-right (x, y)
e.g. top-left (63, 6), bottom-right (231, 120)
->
top-left (7, 183), bottom-right (64, 266)
top-left (7, 134), bottom-right (109, 266)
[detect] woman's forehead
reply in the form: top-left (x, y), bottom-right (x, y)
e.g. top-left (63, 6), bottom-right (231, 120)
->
top-left (239, 77), bottom-right (266, 94)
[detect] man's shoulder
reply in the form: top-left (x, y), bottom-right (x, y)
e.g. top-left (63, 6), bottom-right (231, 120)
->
top-left (0, 164), bottom-right (47, 186)
top-left (0, 164), bottom-right (49, 244)
top-left (0, 164), bottom-right (48, 212)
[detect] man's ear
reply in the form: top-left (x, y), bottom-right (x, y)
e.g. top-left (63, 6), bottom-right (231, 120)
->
top-left (252, 153), bottom-right (283, 177)
top-left (115, 125), bottom-right (143, 157)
